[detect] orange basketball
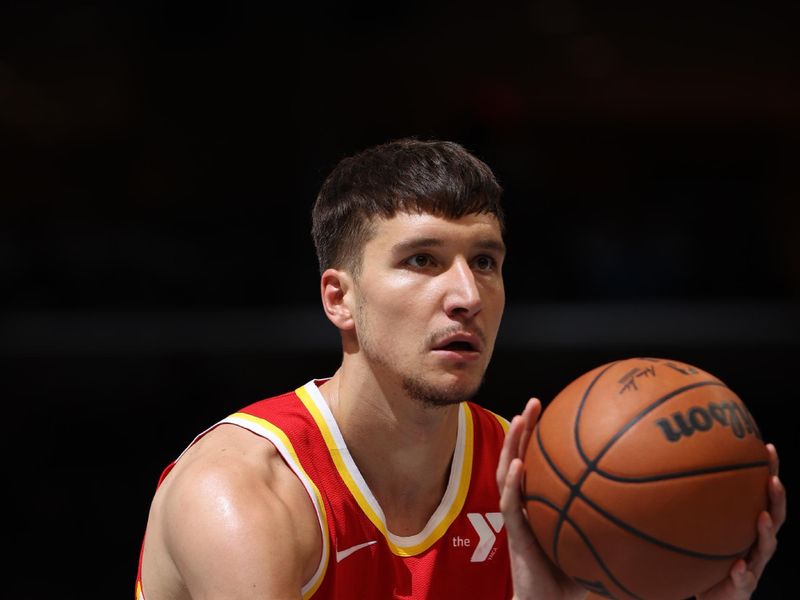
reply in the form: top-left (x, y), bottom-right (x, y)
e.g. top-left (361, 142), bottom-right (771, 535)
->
top-left (523, 357), bottom-right (770, 600)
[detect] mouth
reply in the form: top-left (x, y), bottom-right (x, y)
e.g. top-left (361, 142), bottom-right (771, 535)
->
top-left (437, 340), bottom-right (478, 352)
top-left (431, 333), bottom-right (483, 359)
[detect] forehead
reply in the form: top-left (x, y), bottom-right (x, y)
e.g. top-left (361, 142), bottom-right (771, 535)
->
top-left (365, 211), bottom-right (505, 254)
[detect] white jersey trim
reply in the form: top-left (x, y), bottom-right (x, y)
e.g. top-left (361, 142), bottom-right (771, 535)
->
top-left (302, 379), bottom-right (470, 551)
top-left (220, 413), bottom-right (330, 599)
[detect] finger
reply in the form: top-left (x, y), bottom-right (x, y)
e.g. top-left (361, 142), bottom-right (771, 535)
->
top-left (746, 511), bottom-right (778, 580)
top-left (500, 458), bottom-right (545, 561)
top-left (497, 415), bottom-right (523, 492)
top-left (729, 558), bottom-right (757, 594)
top-left (768, 474), bottom-right (786, 532)
top-left (764, 444), bottom-right (785, 529)
top-left (500, 458), bottom-right (523, 513)
top-left (499, 458), bottom-right (530, 536)
top-left (766, 443), bottom-right (779, 478)
top-left (517, 398), bottom-right (541, 459)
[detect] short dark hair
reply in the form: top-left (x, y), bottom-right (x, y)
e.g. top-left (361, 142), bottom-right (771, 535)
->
top-left (311, 138), bottom-right (505, 275)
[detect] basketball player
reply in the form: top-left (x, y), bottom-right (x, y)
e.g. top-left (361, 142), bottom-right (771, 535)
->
top-left (136, 139), bottom-right (785, 599)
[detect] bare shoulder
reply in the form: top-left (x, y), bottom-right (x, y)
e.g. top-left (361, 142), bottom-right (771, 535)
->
top-left (141, 424), bottom-right (321, 600)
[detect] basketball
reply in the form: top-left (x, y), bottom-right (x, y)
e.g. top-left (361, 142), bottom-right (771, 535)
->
top-left (522, 357), bottom-right (770, 600)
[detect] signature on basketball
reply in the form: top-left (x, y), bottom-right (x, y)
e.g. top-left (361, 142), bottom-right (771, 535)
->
top-left (618, 361), bottom-right (699, 395)
top-left (617, 366), bottom-right (656, 393)
top-left (654, 400), bottom-right (762, 443)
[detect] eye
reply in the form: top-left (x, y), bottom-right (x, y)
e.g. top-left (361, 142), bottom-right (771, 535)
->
top-left (406, 254), bottom-right (434, 268)
top-left (473, 255), bottom-right (496, 271)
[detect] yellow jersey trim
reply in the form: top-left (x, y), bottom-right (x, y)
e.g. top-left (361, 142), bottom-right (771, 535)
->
top-left (224, 412), bottom-right (329, 599)
top-left (296, 382), bottom-right (474, 557)
top-left (489, 409), bottom-right (510, 434)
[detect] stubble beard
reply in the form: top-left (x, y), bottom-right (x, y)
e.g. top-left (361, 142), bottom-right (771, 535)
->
top-left (355, 302), bottom-right (487, 409)
top-left (401, 372), bottom-right (484, 409)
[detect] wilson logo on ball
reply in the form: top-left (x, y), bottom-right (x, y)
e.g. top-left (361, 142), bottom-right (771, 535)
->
top-left (523, 357), bottom-right (770, 600)
top-left (654, 399), bottom-right (762, 443)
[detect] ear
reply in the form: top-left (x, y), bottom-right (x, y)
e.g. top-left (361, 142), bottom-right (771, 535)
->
top-left (320, 268), bottom-right (355, 331)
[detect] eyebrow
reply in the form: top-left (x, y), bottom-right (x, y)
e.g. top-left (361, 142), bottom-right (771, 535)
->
top-left (391, 237), bottom-right (506, 255)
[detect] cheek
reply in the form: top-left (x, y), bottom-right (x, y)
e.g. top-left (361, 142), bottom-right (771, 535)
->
top-left (478, 279), bottom-right (504, 306)
top-left (378, 275), bottom-right (438, 313)
top-left (482, 285), bottom-right (506, 336)
top-left (360, 287), bottom-right (423, 331)
top-left (494, 287), bottom-right (506, 316)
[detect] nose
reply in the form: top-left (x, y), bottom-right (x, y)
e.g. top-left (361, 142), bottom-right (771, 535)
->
top-left (443, 258), bottom-right (482, 320)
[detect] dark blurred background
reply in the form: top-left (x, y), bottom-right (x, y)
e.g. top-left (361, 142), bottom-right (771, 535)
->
top-left (2, 0), bottom-right (797, 596)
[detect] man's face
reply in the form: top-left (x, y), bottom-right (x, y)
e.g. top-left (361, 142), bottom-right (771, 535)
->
top-left (349, 211), bottom-right (506, 407)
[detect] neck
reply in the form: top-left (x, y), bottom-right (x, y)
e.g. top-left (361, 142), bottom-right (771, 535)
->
top-left (318, 366), bottom-right (461, 535)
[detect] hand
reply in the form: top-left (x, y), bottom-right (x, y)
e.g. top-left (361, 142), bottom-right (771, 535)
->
top-left (497, 398), bottom-right (587, 600)
top-left (696, 443), bottom-right (786, 600)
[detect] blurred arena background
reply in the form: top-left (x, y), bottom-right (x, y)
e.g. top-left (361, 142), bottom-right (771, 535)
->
top-left (2, 1), bottom-right (797, 596)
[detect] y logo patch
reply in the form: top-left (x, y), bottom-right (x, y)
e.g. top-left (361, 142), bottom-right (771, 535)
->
top-left (466, 512), bottom-right (504, 562)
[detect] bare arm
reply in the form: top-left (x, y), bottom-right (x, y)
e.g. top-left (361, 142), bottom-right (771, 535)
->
top-left (141, 426), bottom-right (321, 600)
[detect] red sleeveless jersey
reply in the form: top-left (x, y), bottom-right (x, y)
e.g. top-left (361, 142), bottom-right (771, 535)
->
top-left (136, 380), bottom-right (512, 599)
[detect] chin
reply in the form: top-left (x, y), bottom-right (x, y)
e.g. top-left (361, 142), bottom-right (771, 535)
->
top-left (402, 373), bottom-right (483, 408)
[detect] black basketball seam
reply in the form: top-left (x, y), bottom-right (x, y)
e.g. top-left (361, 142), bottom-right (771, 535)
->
top-left (532, 361), bottom-right (758, 596)
top-left (549, 362), bottom-right (622, 562)
top-left (572, 377), bottom-right (754, 560)
top-left (567, 380), bottom-right (730, 556)
top-left (523, 494), bottom-right (646, 600)
top-left (580, 380), bottom-right (729, 468)
top-left (571, 492), bottom-right (751, 560)
top-left (532, 425), bottom-right (574, 565)
top-left (576, 377), bottom-right (763, 557)
top-left (595, 460), bottom-right (770, 483)
top-left (575, 361), bottom-right (622, 468)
